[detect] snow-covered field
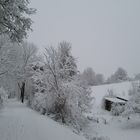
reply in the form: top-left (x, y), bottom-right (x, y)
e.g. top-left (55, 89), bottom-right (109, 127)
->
top-left (86, 115), bottom-right (140, 140)
top-left (0, 99), bottom-right (86, 140)
top-left (91, 81), bottom-right (133, 106)
top-left (85, 81), bottom-right (140, 140)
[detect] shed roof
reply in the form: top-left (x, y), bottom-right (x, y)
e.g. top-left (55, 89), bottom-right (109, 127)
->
top-left (104, 97), bottom-right (126, 103)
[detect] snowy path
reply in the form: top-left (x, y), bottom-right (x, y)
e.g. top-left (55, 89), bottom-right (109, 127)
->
top-left (0, 99), bottom-right (86, 140)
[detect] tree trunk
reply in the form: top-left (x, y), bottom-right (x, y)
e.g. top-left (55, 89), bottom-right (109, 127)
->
top-left (20, 82), bottom-right (25, 103)
top-left (61, 111), bottom-right (65, 123)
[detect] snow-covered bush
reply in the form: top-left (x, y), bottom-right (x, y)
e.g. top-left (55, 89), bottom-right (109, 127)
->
top-left (58, 79), bottom-right (93, 130)
top-left (0, 87), bottom-right (8, 108)
top-left (111, 103), bottom-right (125, 116)
top-left (123, 81), bottom-right (140, 117)
top-left (31, 92), bottom-right (47, 114)
top-left (28, 62), bottom-right (48, 114)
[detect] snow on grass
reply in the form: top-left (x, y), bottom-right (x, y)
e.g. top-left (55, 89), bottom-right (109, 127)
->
top-left (87, 116), bottom-right (140, 140)
top-left (0, 99), bottom-right (86, 140)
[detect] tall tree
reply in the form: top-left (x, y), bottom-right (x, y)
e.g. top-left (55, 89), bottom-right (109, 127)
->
top-left (82, 67), bottom-right (96, 86)
top-left (0, 35), bottom-right (22, 98)
top-left (58, 41), bottom-right (77, 80)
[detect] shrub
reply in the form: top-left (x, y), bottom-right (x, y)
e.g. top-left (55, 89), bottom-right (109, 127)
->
top-left (111, 103), bottom-right (125, 116)
top-left (0, 87), bottom-right (8, 108)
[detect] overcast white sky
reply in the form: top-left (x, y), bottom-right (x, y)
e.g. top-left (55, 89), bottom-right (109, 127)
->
top-left (28, 0), bottom-right (140, 78)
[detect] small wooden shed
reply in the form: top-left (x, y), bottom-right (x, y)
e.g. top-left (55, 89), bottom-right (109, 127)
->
top-left (104, 97), bottom-right (127, 111)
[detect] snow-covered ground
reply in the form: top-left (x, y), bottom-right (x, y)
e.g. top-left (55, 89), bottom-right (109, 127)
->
top-left (84, 81), bottom-right (140, 140)
top-left (0, 99), bottom-right (86, 140)
top-left (86, 115), bottom-right (140, 140)
top-left (0, 82), bottom-right (140, 140)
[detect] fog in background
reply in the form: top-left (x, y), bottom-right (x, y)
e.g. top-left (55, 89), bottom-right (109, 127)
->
top-left (28, 0), bottom-right (140, 78)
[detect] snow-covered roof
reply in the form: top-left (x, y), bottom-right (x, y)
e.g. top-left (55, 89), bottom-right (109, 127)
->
top-left (104, 97), bottom-right (126, 103)
top-left (115, 93), bottom-right (129, 101)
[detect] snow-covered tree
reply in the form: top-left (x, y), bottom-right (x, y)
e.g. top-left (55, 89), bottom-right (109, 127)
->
top-left (115, 67), bottom-right (128, 81)
top-left (82, 67), bottom-right (96, 86)
top-left (0, 35), bottom-right (19, 97)
top-left (0, 0), bottom-right (36, 42)
top-left (28, 62), bottom-right (47, 113)
top-left (0, 35), bottom-right (10, 75)
top-left (43, 46), bottom-right (78, 123)
top-left (29, 44), bottom-right (93, 131)
top-left (14, 42), bottom-right (38, 103)
top-left (58, 41), bottom-right (77, 80)
top-left (134, 73), bottom-right (140, 80)
top-left (0, 36), bottom-right (39, 101)
top-left (107, 67), bottom-right (128, 83)
top-left (95, 73), bottom-right (104, 85)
